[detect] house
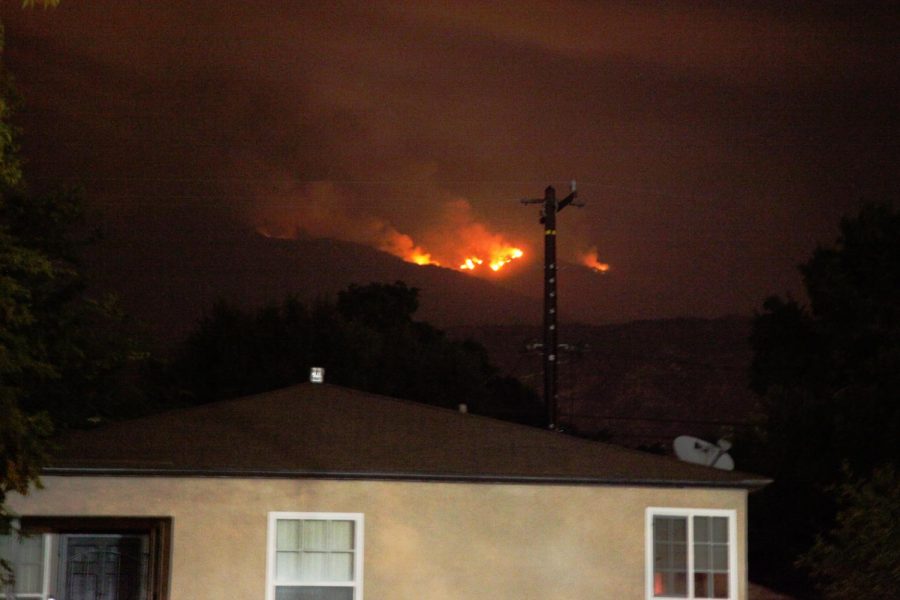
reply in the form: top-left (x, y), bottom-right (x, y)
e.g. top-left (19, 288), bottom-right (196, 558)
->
top-left (3, 383), bottom-right (769, 599)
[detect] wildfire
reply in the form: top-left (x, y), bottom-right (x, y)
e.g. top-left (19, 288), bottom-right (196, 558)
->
top-left (254, 190), bottom-right (524, 274)
top-left (460, 257), bottom-right (483, 270)
top-left (409, 251), bottom-right (439, 266)
top-left (374, 228), bottom-right (440, 267)
top-left (489, 248), bottom-right (524, 271)
top-left (258, 219), bottom-right (523, 274)
top-left (459, 247), bottom-right (524, 272)
top-left (582, 246), bottom-right (610, 273)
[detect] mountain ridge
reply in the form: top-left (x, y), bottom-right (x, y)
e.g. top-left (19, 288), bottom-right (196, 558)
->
top-left (85, 227), bottom-right (546, 344)
top-left (84, 226), bottom-right (760, 452)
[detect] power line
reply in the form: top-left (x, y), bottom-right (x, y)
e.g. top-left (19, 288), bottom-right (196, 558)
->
top-left (561, 411), bottom-right (757, 428)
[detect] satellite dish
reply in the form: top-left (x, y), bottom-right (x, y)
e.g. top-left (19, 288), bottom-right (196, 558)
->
top-left (673, 436), bottom-right (735, 471)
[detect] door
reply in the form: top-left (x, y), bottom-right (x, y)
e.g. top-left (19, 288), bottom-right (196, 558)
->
top-left (60, 535), bottom-right (149, 600)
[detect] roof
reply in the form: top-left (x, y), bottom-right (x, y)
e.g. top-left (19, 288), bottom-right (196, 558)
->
top-left (47, 383), bottom-right (769, 488)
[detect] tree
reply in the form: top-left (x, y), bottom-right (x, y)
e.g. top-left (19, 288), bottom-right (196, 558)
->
top-left (161, 282), bottom-right (544, 426)
top-left (744, 203), bottom-right (900, 595)
top-left (3, 1), bottom-right (150, 586)
top-left (797, 465), bottom-right (900, 599)
top-left (1, 9), bottom-right (49, 583)
top-left (337, 281), bottom-right (419, 329)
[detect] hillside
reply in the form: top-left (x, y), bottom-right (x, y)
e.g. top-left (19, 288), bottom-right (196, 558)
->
top-left (84, 227), bottom-right (543, 344)
top-left (84, 221), bottom-right (753, 347)
top-left (449, 316), bottom-right (760, 451)
top-left (84, 226), bottom-right (761, 456)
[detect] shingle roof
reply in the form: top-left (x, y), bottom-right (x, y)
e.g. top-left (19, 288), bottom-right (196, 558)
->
top-left (47, 383), bottom-right (769, 488)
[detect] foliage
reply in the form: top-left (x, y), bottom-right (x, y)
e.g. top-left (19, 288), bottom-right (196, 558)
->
top-left (337, 281), bottom-right (419, 328)
top-left (0, 391), bottom-right (51, 583)
top-left (797, 465), bottom-right (900, 599)
top-left (1, 184), bottom-right (148, 426)
top-left (0, 12), bottom-right (38, 587)
top-left (3, 2), bottom-right (149, 586)
top-left (744, 203), bottom-right (900, 594)
top-left (160, 282), bottom-right (544, 426)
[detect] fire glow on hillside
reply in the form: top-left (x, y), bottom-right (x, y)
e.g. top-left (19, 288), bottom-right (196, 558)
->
top-left (582, 246), bottom-right (610, 273)
top-left (402, 239), bottom-right (524, 274)
top-left (254, 188), bottom-right (526, 275)
top-left (460, 247), bottom-right (524, 272)
top-left (257, 217), bottom-right (525, 275)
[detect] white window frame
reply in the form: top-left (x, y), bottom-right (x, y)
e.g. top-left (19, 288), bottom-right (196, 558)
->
top-left (645, 507), bottom-right (738, 600)
top-left (266, 512), bottom-right (364, 600)
top-left (0, 527), bottom-right (52, 600)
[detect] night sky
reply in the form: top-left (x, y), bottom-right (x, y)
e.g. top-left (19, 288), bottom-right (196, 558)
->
top-left (2, 2), bottom-right (897, 321)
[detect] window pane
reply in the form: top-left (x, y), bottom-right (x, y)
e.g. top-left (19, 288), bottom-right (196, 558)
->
top-left (671, 542), bottom-right (686, 568)
top-left (672, 518), bottom-right (686, 540)
top-left (713, 573), bottom-right (730, 598)
top-left (0, 534), bottom-right (12, 564)
top-left (711, 518), bottom-right (728, 543)
top-left (0, 533), bottom-right (44, 594)
top-left (15, 564), bottom-right (42, 593)
top-left (695, 572), bottom-right (711, 598)
top-left (329, 552), bottom-right (354, 581)
top-left (277, 520), bottom-right (301, 551)
top-left (694, 542), bottom-right (710, 570)
top-left (712, 544), bottom-right (729, 570)
top-left (672, 572), bottom-right (687, 596)
top-left (275, 586), bottom-right (354, 600)
top-left (694, 517), bottom-right (710, 543)
top-left (653, 571), bottom-right (688, 597)
top-left (329, 521), bottom-right (354, 551)
top-left (652, 516), bottom-right (687, 598)
top-left (17, 535), bottom-right (42, 563)
top-left (276, 551), bottom-right (300, 581)
top-left (300, 551), bottom-right (328, 580)
top-left (656, 516), bottom-right (687, 541)
top-left (654, 518), bottom-right (669, 541)
top-left (303, 521), bottom-right (328, 550)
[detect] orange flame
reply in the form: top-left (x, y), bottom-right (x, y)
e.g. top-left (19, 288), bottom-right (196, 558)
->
top-left (257, 219), bottom-right (521, 273)
top-left (373, 228), bottom-right (441, 267)
top-left (410, 251), bottom-right (438, 266)
top-left (489, 247), bottom-right (524, 271)
top-left (253, 188), bottom-right (522, 274)
top-left (460, 247), bottom-right (525, 272)
top-left (460, 257), bottom-right (483, 270)
top-left (582, 246), bottom-right (610, 273)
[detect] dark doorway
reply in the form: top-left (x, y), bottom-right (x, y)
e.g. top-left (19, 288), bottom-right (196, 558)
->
top-left (60, 535), bottom-right (149, 600)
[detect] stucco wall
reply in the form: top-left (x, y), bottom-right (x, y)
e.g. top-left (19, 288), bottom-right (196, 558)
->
top-left (10, 476), bottom-right (748, 599)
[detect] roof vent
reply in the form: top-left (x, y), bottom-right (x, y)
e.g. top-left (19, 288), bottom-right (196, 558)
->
top-left (310, 367), bottom-right (325, 384)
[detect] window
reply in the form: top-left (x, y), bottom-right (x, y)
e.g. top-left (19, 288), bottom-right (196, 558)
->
top-left (6, 516), bottom-right (171, 600)
top-left (267, 512), bottom-right (364, 600)
top-left (646, 508), bottom-right (737, 600)
top-left (0, 527), bottom-right (50, 599)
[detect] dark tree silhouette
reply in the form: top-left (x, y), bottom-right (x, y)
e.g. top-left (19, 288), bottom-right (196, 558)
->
top-left (163, 282), bottom-right (544, 426)
top-left (797, 465), bottom-right (900, 599)
top-left (3, 1), bottom-right (148, 583)
top-left (743, 203), bottom-right (900, 596)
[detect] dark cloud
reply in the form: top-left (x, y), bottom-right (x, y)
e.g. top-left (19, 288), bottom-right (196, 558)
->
top-left (2, 1), bottom-right (896, 320)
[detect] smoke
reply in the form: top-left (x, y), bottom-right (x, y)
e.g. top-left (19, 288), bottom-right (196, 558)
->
top-left (4, 1), bottom-right (890, 318)
top-left (251, 176), bottom-right (526, 274)
top-left (417, 199), bottom-right (527, 270)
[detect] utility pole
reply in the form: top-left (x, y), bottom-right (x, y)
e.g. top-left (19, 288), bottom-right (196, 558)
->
top-left (522, 182), bottom-right (581, 430)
